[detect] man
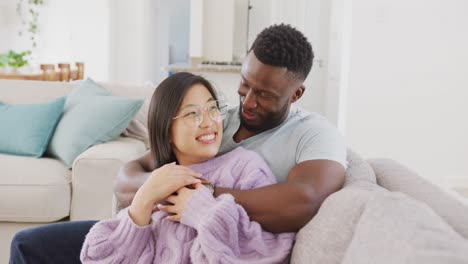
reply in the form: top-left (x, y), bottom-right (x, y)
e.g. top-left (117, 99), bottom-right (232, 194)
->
top-left (10, 24), bottom-right (346, 263)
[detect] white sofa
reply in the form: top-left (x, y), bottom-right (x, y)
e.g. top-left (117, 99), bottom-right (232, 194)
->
top-left (2, 80), bottom-right (468, 263)
top-left (0, 79), bottom-right (152, 261)
top-left (291, 150), bottom-right (468, 263)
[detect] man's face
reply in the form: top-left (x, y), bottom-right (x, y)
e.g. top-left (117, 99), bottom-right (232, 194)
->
top-left (237, 52), bottom-right (303, 133)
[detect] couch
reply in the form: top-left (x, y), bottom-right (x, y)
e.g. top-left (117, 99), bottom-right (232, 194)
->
top-left (2, 80), bottom-right (468, 263)
top-left (291, 150), bottom-right (468, 263)
top-left (103, 149), bottom-right (468, 263)
top-left (0, 79), bottom-right (152, 262)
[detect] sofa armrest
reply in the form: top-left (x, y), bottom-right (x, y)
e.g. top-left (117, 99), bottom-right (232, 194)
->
top-left (291, 149), bottom-right (382, 264)
top-left (368, 158), bottom-right (468, 240)
top-left (291, 188), bottom-right (369, 264)
top-left (70, 137), bottom-right (147, 221)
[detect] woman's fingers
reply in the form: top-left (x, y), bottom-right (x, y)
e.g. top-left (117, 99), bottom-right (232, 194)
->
top-left (199, 178), bottom-right (210, 184)
top-left (151, 204), bottom-right (159, 213)
top-left (172, 174), bottom-right (201, 188)
top-left (166, 214), bottom-right (181, 222)
top-left (158, 163), bottom-right (203, 182)
top-left (157, 203), bottom-right (177, 214)
top-left (165, 194), bottom-right (177, 204)
top-left (163, 167), bottom-right (202, 186)
top-left (143, 164), bottom-right (202, 204)
top-left (194, 182), bottom-right (204, 189)
top-left (173, 166), bottom-right (202, 178)
top-left (157, 202), bottom-right (181, 222)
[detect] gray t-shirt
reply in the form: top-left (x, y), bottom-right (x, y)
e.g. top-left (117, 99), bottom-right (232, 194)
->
top-left (219, 105), bottom-right (347, 182)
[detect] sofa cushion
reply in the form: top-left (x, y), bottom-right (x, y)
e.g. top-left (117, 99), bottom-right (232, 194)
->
top-left (0, 154), bottom-right (71, 222)
top-left (292, 184), bottom-right (468, 264)
top-left (47, 78), bottom-right (144, 167)
top-left (342, 192), bottom-right (468, 264)
top-left (291, 150), bottom-right (381, 264)
top-left (0, 79), bottom-right (151, 145)
top-left (98, 80), bottom-right (155, 149)
top-left (344, 149), bottom-right (377, 186)
top-left (0, 97), bottom-right (65, 157)
top-left (291, 183), bottom-right (385, 264)
top-left (369, 158), bottom-right (468, 241)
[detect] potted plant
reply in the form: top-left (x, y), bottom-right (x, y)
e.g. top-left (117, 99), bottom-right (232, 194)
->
top-left (0, 53), bottom-right (7, 67)
top-left (1, 50), bottom-right (31, 73)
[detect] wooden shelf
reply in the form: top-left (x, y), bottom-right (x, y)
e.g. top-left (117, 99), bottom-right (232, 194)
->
top-left (165, 63), bottom-right (241, 74)
top-left (0, 62), bottom-right (84, 81)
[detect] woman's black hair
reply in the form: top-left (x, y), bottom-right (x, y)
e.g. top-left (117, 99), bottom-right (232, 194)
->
top-left (148, 72), bottom-right (218, 167)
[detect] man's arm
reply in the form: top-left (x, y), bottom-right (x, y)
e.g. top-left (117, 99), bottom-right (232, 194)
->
top-left (113, 151), bottom-right (155, 210)
top-left (114, 152), bottom-right (345, 232)
top-left (215, 159), bottom-right (345, 233)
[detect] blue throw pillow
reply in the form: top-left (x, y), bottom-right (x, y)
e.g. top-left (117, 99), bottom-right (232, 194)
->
top-left (0, 97), bottom-right (65, 157)
top-left (47, 78), bottom-right (143, 168)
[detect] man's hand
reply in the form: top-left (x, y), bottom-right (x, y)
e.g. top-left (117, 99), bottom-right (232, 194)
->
top-left (115, 151), bottom-right (345, 233)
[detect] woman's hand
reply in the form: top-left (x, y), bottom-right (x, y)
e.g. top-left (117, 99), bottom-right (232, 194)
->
top-left (129, 163), bottom-right (202, 226)
top-left (158, 182), bottom-right (204, 222)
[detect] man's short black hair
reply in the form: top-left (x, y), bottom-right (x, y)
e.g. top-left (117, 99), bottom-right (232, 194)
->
top-left (249, 24), bottom-right (313, 81)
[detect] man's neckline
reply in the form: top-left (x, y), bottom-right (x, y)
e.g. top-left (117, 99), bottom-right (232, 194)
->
top-left (231, 105), bottom-right (298, 143)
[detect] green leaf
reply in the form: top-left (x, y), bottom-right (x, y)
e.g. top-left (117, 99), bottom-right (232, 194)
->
top-left (5, 50), bottom-right (29, 68)
top-left (0, 53), bottom-right (7, 67)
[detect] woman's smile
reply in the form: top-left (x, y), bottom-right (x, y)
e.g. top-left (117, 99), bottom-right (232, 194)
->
top-left (196, 132), bottom-right (217, 144)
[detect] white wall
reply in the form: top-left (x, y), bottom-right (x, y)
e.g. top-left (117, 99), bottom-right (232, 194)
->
top-left (1, 0), bottom-right (170, 83)
top-left (343, 0), bottom-right (468, 186)
top-left (233, 0), bottom-right (249, 62)
top-left (325, 0), bottom-right (352, 131)
top-left (0, 2), bottom-right (26, 53)
top-left (0, 0), bottom-right (109, 81)
top-left (188, 0), bottom-right (331, 114)
top-left (202, 0), bottom-right (235, 62)
top-left (109, 0), bottom-right (168, 83)
top-left (168, 0), bottom-right (190, 64)
top-left (200, 72), bottom-right (241, 106)
top-left (189, 0), bottom-right (203, 59)
top-left (269, 0), bottom-right (332, 115)
top-left (247, 0), bottom-right (272, 49)
top-left (188, 0), bottom-right (249, 63)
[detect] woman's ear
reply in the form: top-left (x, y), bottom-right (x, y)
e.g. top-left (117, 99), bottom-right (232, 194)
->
top-left (291, 85), bottom-right (305, 103)
top-left (168, 126), bottom-right (173, 144)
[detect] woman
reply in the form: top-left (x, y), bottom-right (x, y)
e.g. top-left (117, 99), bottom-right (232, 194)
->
top-left (80, 72), bottom-right (295, 263)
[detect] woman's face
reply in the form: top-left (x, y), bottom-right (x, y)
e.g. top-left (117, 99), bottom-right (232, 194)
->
top-left (171, 83), bottom-right (223, 165)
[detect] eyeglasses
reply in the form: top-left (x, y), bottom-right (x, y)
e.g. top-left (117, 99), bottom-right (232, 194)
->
top-left (172, 100), bottom-right (228, 127)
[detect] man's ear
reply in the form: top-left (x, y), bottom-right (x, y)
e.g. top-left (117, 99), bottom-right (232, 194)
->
top-left (291, 85), bottom-right (305, 103)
